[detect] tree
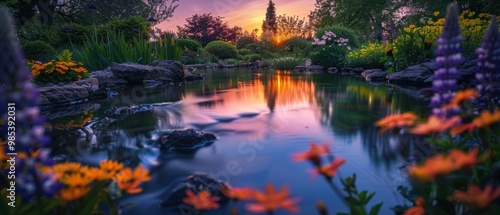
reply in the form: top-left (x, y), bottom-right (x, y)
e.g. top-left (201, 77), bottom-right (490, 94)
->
top-left (0, 0), bottom-right (37, 25)
top-left (262, 0), bottom-right (277, 35)
top-left (177, 13), bottom-right (242, 46)
top-left (276, 14), bottom-right (314, 40)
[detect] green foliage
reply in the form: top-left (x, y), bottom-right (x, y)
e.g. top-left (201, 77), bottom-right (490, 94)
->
top-left (238, 48), bottom-right (253, 56)
top-left (236, 36), bottom-right (257, 49)
top-left (347, 43), bottom-right (388, 69)
top-left (272, 57), bottom-right (305, 70)
top-left (58, 23), bottom-right (93, 47)
top-left (27, 60), bottom-right (90, 84)
top-left (176, 38), bottom-right (202, 51)
top-left (17, 15), bottom-right (62, 48)
top-left (73, 30), bottom-right (180, 71)
top-left (243, 54), bottom-right (262, 62)
top-left (21, 40), bottom-right (56, 61)
top-left (97, 16), bottom-right (150, 42)
top-left (315, 25), bottom-right (361, 49)
top-left (204, 40), bottom-right (238, 59)
top-left (225, 58), bottom-right (240, 66)
top-left (339, 174), bottom-right (384, 215)
top-left (57, 49), bottom-right (73, 62)
top-left (281, 37), bottom-right (312, 52)
top-left (179, 49), bottom-right (199, 65)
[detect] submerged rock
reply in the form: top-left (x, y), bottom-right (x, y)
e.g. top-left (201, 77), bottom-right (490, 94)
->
top-left (160, 174), bottom-right (230, 208)
top-left (105, 104), bottom-right (154, 116)
top-left (160, 129), bottom-right (216, 150)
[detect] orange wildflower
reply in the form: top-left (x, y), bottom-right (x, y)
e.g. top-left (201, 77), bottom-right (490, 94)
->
top-left (81, 166), bottom-right (113, 181)
top-left (57, 186), bottom-right (90, 201)
top-left (450, 109), bottom-right (500, 135)
top-left (409, 115), bottom-right (460, 135)
top-left (452, 184), bottom-right (500, 208)
top-left (219, 186), bottom-right (255, 201)
top-left (113, 165), bottom-right (151, 194)
top-left (183, 190), bottom-right (220, 210)
top-left (246, 183), bottom-right (300, 213)
top-left (60, 173), bottom-right (94, 187)
top-left (52, 162), bottom-right (82, 176)
top-left (404, 197), bottom-right (425, 215)
top-left (308, 157), bottom-right (345, 179)
top-left (100, 160), bottom-right (124, 175)
top-left (442, 89), bottom-right (478, 110)
top-left (408, 148), bottom-right (488, 181)
top-left (292, 141), bottom-right (330, 165)
top-left (375, 112), bottom-right (417, 133)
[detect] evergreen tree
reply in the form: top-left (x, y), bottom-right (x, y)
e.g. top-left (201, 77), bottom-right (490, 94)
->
top-left (262, 0), bottom-right (277, 35)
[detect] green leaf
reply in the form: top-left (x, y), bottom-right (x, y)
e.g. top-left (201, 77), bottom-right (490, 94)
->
top-left (369, 202), bottom-right (383, 215)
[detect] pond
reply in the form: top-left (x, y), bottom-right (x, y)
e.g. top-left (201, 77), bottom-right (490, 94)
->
top-left (43, 68), bottom-right (431, 215)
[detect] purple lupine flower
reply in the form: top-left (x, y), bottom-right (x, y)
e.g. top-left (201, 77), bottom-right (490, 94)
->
top-left (476, 15), bottom-right (500, 107)
top-left (430, 3), bottom-right (463, 117)
top-left (0, 8), bottom-right (59, 201)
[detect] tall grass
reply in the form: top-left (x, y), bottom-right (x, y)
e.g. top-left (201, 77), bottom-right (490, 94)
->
top-left (272, 57), bottom-right (306, 70)
top-left (73, 30), bottom-right (181, 71)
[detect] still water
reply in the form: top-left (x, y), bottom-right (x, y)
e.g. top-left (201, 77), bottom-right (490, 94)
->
top-left (44, 68), bottom-right (430, 215)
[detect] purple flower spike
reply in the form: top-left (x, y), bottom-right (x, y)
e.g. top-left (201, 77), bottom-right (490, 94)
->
top-left (431, 3), bottom-right (463, 117)
top-left (476, 15), bottom-right (500, 106)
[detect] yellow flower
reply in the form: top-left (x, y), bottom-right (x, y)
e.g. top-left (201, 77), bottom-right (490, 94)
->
top-left (433, 11), bottom-right (439, 17)
top-left (409, 24), bottom-right (416, 29)
top-left (57, 186), bottom-right (90, 201)
top-left (468, 11), bottom-right (476, 17)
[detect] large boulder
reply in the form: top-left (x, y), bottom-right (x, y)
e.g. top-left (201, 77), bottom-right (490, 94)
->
top-left (148, 60), bottom-right (185, 82)
top-left (111, 62), bottom-right (176, 84)
top-left (90, 69), bottom-right (128, 90)
top-left (361, 69), bottom-right (390, 82)
top-left (39, 84), bottom-right (90, 107)
top-left (386, 63), bottom-right (435, 85)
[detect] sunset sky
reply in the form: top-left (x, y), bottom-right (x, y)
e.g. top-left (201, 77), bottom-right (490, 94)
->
top-left (157, 0), bottom-right (314, 34)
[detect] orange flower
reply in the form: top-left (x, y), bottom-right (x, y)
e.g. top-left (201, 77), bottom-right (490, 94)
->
top-left (404, 197), bottom-right (425, 215)
top-left (246, 183), bottom-right (300, 213)
top-left (375, 112), bottom-right (417, 133)
top-left (450, 109), bottom-right (500, 135)
top-left (442, 89), bottom-right (478, 110)
top-left (52, 162), bottom-right (82, 176)
top-left (292, 141), bottom-right (330, 165)
top-left (219, 186), bottom-right (255, 201)
top-left (409, 115), bottom-right (460, 135)
top-left (452, 184), bottom-right (500, 208)
top-left (113, 165), bottom-right (151, 194)
top-left (308, 157), bottom-right (345, 179)
top-left (60, 173), bottom-right (94, 187)
top-left (81, 166), bottom-right (112, 181)
top-left (183, 190), bottom-right (220, 210)
top-left (57, 186), bottom-right (90, 201)
top-left (100, 160), bottom-right (124, 175)
top-left (408, 149), bottom-right (488, 181)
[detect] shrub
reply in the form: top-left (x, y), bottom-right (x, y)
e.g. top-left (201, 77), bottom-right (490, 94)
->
top-left (273, 57), bottom-right (305, 70)
top-left (21, 40), bottom-right (56, 61)
top-left (27, 59), bottom-right (90, 83)
top-left (315, 25), bottom-right (361, 49)
top-left (204, 40), bottom-right (238, 59)
top-left (243, 54), bottom-right (262, 62)
top-left (310, 30), bottom-right (351, 68)
top-left (97, 16), bottom-right (150, 42)
top-left (17, 15), bottom-right (62, 48)
top-left (179, 49), bottom-right (199, 65)
top-left (225, 58), bottom-right (240, 66)
top-left (58, 23), bottom-right (94, 47)
top-left (176, 39), bottom-right (202, 52)
top-left (347, 43), bottom-right (388, 69)
top-left (238, 48), bottom-right (253, 56)
top-left (236, 36), bottom-right (257, 49)
top-left (281, 37), bottom-right (312, 52)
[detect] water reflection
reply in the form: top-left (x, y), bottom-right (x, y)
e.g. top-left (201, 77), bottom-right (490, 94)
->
top-left (44, 69), bottom-right (430, 214)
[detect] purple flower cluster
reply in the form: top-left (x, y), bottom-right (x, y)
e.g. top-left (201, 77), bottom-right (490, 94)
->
top-left (0, 8), bottom-right (60, 201)
top-left (431, 4), bottom-right (463, 117)
top-left (476, 15), bottom-right (500, 107)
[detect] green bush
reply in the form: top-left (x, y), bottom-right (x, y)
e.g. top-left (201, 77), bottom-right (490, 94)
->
top-left (225, 58), bottom-right (240, 66)
top-left (17, 16), bottom-right (62, 48)
top-left (176, 39), bottom-right (202, 52)
top-left (315, 25), bottom-right (361, 49)
top-left (204, 40), bottom-right (238, 59)
top-left (243, 54), bottom-right (262, 62)
top-left (281, 37), bottom-right (312, 52)
top-left (97, 16), bottom-right (150, 42)
top-left (179, 49), bottom-right (199, 65)
top-left (21, 40), bottom-right (56, 61)
top-left (347, 43), bottom-right (388, 69)
top-left (273, 57), bottom-right (305, 70)
top-left (236, 36), bottom-right (257, 49)
top-left (58, 23), bottom-right (93, 47)
top-left (238, 48), bottom-right (253, 56)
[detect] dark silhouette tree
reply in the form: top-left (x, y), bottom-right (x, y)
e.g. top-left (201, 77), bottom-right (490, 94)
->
top-left (262, 0), bottom-right (277, 35)
top-left (177, 13), bottom-right (241, 46)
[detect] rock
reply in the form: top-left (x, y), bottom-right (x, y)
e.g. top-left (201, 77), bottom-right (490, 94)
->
top-left (111, 62), bottom-right (173, 83)
top-left (386, 64), bottom-right (433, 85)
top-left (341, 67), bottom-right (364, 75)
top-left (184, 74), bottom-right (204, 81)
top-left (327, 67), bottom-right (338, 73)
top-left (39, 84), bottom-right (89, 107)
top-left (105, 104), bottom-right (154, 116)
top-left (90, 69), bottom-right (128, 90)
top-left (295, 65), bottom-right (324, 72)
top-left (361, 69), bottom-right (390, 82)
top-left (143, 79), bottom-right (162, 88)
top-left (148, 60), bottom-right (185, 81)
top-left (160, 174), bottom-right (230, 208)
top-left (160, 129), bottom-right (216, 150)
